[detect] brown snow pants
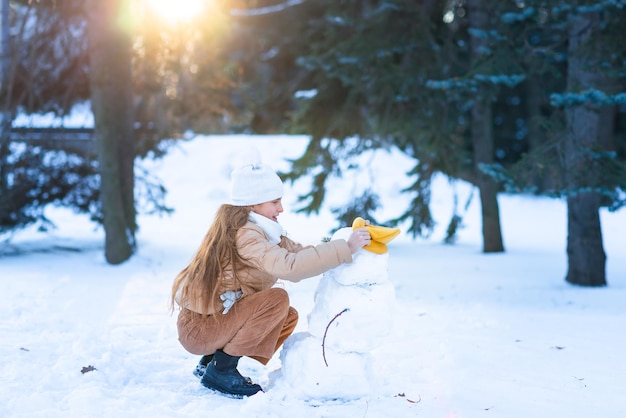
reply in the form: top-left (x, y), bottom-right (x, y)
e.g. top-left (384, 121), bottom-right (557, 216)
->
top-left (177, 288), bottom-right (298, 365)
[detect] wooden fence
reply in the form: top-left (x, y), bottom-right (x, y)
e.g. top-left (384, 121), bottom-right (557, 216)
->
top-left (8, 127), bottom-right (96, 155)
top-left (7, 126), bottom-right (160, 156)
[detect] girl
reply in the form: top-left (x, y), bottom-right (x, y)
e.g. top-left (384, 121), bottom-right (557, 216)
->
top-left (171, 156), bottom-right (371, 398)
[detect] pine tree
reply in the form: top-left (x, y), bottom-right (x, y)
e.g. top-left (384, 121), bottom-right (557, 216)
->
top-left (479, 1), bottom-right (626, 286)
top-left (86, 0), bottom-right (136, 264)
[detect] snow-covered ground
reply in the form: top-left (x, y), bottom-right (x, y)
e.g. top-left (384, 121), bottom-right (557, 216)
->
top-left (1, 135), bottom-right (624, 418)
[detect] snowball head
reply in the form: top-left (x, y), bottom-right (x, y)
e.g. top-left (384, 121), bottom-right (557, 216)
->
top-left (330, 227), bottom-right (390, 285)
top-left (230, 147), bottom-right (284, 206)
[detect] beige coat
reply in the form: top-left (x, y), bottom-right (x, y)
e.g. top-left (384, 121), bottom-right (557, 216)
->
top-left (179, 221), bottom-right (352, 315)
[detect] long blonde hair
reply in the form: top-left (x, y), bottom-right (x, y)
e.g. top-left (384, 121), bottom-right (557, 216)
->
top-left (170, 204), bottom-right (252, 315)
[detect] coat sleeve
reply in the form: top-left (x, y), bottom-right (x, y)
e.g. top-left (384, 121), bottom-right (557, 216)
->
top-left (237, 226), bottom-right (352, 282)
top-left (279, 235), bottom-right (307, 252)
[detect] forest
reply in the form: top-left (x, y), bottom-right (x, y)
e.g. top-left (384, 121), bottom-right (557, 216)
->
top-left (0, 0), bottom-right (624, 286)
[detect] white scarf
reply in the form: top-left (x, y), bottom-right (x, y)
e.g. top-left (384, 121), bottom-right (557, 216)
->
top-left (248, 211), bottom-right (284, 245)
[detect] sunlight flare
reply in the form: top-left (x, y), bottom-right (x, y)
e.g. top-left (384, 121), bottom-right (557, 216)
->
top-left (141, 0), bottom-right (206, 23)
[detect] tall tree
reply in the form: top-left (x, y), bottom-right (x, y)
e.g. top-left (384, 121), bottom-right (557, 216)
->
top-left (87, 0), bottom-right (135, 264)
top-left (481, 2), bottom-right (626, 286)
top-left (563, 10), bottom-right (607, 286)
top-left (230, 1), bottom-right (461, 235)
top-left (0, 0), bottom-right (12, 208)
top-left (466, 0), bottom-right (504, 252)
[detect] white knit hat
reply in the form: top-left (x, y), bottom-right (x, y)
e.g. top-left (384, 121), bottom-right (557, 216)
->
top-left (230, 148), bottom-right (284, 206)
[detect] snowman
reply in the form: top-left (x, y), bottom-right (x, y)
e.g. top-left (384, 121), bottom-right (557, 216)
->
top-left (280, 218), bottom-right (401, 400)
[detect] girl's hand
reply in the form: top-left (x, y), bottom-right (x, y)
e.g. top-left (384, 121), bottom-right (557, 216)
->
top-left (347, 227), bottom-right (371, 254)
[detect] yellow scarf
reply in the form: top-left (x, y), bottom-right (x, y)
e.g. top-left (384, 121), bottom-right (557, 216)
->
top-left (352, 217), bottom-right (401, 254)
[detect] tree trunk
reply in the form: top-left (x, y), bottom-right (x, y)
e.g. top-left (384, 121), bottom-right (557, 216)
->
top-left (87, 0), bottom-right (136, 264)
top-left (0, 0), bottom-right (11, 195)
top-left (564, 12), bottom-right (606, 286)
top-left (565, 194), bottom-right (605, 286)
top-left (467, 0), bottom-right (504, 253)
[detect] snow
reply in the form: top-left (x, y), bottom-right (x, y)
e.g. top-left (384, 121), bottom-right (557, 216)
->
top-left (12, 102), bottom-right (94, 128)
top-left (1, 134), bottom-right (625, 418)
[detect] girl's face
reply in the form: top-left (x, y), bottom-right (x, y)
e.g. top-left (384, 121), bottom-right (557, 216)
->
top-left (250, 198), bottom-right (283, 222)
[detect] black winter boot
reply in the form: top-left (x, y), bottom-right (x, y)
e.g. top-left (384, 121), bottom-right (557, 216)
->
top-left (200, 349), bottom-right (262, 398)
top-left (193, 354), bottom-right (252, 383)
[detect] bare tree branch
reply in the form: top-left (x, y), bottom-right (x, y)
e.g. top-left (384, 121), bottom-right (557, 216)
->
top-left (322, 307), bottom-right (349, 367)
